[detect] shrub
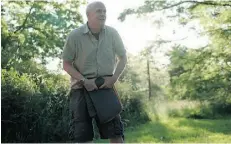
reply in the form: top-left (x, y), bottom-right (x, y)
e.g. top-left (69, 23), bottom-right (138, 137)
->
top-left (1, 68), bottom-right (70, 142)
top-left (116, 82), bottom-right (150, 127)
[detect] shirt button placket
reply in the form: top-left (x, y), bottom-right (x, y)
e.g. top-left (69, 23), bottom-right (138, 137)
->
top-left (96, 42), bottom-right (99, 77)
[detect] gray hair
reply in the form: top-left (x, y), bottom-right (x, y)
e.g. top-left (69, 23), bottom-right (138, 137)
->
top-left (86, 1), bottom-right (105, 16)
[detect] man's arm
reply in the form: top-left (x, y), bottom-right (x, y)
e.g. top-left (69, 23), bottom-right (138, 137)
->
top-left (63, 60), bottom-right (98, 91)
top-left (62, 32), bottom-right (85, 81)
top-left (112, 28), bottom-right (127, 80)
top-left (100, 28), bottom-right (127, 89)
top-left (113, 55), bottom-right (127, 80)
top-left (63, 60), bottom-right (84, 81)
top-left (100, 55), bottom-right (127, 89)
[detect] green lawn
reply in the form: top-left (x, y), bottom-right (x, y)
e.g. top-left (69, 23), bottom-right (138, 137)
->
top-left (95, 117), bottom-right (231, 143)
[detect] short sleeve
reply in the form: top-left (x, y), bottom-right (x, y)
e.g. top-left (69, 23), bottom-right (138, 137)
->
top-left (113, 29), bottom-right (126, 57)
top-left (62, 32), bottom-right (76, 61)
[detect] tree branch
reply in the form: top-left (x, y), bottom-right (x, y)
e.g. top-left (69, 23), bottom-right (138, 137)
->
top-left (148, 36), bottom-right (188, 46)
top-left (156, 1), bottom-right (231, 11)
top-left (2, 3), bottom-right (35, 50)
top-left (198, 27), bottom-right (231, 35)
top-left (14, 3), bottom-right (35, 33)
top-left (119, 0), bottom-right (231, 21)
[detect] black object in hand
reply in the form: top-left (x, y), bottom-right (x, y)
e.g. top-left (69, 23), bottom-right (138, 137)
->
top-left (87, 76), bottom-right (122, 124)
top-left (95, 77), bottom-right (105, 88)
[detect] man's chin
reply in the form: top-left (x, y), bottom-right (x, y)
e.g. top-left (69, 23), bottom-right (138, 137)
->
top-left (99, 21), bottom-right (105, 26)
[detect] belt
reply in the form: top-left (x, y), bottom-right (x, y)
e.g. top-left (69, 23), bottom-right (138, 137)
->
top-left (85, 75), bottom-right (113, 80)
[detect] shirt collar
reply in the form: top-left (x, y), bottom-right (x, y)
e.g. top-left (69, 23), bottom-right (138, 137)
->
top-left (82, 22), bottom-right (106, 34)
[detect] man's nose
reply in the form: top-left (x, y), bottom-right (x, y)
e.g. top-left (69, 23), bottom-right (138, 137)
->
top-left (100, 10), bottom-right (106, 16)
top-left (100, 12), bottom-right (106, 16)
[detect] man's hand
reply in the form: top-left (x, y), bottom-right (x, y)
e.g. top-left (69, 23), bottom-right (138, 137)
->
top-left (84, 79), bottom-right (98, 91)
top-left (99, 76), bottom-right (118, 89)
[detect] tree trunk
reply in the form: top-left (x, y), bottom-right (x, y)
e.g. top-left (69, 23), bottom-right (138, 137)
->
top-left (147, 57), bottom-right (151, 100)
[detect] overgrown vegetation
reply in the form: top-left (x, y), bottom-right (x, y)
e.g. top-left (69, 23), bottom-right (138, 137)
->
top-left (1, 66), bottom-right (150, 142)
top-left (119, 0), bottom-right (231, 118)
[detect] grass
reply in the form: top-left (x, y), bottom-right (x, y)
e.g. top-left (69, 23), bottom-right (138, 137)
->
top-left (95, 100), bottom-right (231, 143)
top-left (95, 117), bottom-right (231, 143)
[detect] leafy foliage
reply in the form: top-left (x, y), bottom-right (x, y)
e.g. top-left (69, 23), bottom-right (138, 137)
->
top-left (118, 0), bottom-right (231, 114)
top-left (1, 1), bottom-right (83, 68)
top-left (1, 1), bottom-right (83, 142)
top-left (167, 2), bottom-right (231, 112)
top-left (1, 68), bottom-right (70, 142)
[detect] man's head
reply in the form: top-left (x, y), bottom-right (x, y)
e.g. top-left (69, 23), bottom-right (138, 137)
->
top-left (86, 1), bottom-right (106, 28)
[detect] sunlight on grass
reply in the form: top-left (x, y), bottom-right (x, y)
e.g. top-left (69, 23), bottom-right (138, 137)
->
top-left (102, 117), bottom-right (231, 143)
top-left (94, 99), bottom-right (231, 143)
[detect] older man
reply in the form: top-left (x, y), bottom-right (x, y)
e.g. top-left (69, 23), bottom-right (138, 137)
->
top-left (62, 1), bottom-right (127, 143)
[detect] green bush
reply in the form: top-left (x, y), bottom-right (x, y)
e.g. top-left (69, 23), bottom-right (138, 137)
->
top-left (2, 69), bottom-right (150, 142)
top-left (168, 47), bottom-right (231, 116)
top-left (167, 101), bottom-right (231, 119)
top-left (210, 100), bottom-right (231, 115)
top-left (1, 68), bottom-right (70, 142)
top-left (116, 82), bottom-right (150, 127)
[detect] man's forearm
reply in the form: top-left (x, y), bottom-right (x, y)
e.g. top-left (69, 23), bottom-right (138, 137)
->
top-left (113, 55), bottom-right (127, 80)
top-left (63, 61), bottom-right (84, 81)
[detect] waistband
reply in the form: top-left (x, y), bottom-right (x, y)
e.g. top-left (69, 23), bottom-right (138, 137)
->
top-left (85, 75), bottom-right (113, 79)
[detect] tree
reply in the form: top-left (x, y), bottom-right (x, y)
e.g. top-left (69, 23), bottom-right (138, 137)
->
top-left (118, 0), bottom-right (231, 113)
top-left (1, 1), bottom-right (84, 69)
top-left (1, 1), bottom-right (85, 142)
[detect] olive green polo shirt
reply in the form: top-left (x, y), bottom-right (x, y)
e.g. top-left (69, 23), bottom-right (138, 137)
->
top-left (62, 23), bottom-right (126, 89)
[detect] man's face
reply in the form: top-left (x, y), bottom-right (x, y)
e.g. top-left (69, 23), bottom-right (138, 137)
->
top-left (88, 3), bottom-right (106, 27)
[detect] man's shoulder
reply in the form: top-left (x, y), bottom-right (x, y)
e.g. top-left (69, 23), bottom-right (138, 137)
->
top-left (105, 25), bottom-right (119, 34)
top-left (68, 25), bottom-right (85, 37)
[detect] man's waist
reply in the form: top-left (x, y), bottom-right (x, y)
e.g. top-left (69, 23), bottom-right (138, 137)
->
top-left (70, 75), bottom-right (113, 89)
top-left (84, 75), bottom-right (113, 79)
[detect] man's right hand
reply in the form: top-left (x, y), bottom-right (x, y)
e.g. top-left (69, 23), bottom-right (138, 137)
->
top-left (83, 79), bottom-right (98, 91)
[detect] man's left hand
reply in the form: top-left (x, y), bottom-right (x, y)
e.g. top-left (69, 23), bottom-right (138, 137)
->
top-left (99, 76), bottom-right (118, 89)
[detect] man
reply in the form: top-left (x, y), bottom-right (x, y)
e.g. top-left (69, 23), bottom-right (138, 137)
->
top-left (62, 1), bottom-right (127, 143)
